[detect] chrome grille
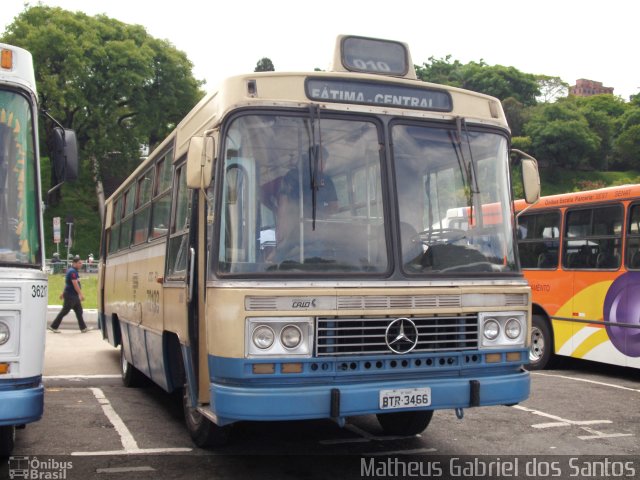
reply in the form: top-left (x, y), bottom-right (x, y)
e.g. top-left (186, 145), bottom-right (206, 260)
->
top-left (316, 315), bottom-right (478, 356)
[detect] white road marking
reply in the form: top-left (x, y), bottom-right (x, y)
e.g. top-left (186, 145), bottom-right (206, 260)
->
top-left (532, 372), bottom-right (640, 393)
top-left (364, 448), bottom-right (437, 455)
top-left (44, 375), bottom-right (121, 380)
top-left (319, 423), bottom-right (421, 445)
top-left (97, 466), bottom-right (155, 473)
top-left (512, 405), bottom-right (633, 441)
top-left (577, 427), bottom-right (633, 440)
top-left (512, 405), bottom-right (611, 429)
top-left (70, 387), bottom-right (192, 456)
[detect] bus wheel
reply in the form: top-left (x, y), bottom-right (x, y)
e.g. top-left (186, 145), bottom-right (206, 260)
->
top-left (183, 386), bottom-right (230, 448)
top-left (529, 315), bottom-right (553, 370)
top-left (120, 346), bottom-right (144, 387)
top-left (376, 410), bottom-right (433, 436)
top-left (0, 425), bottom-right (15, 457)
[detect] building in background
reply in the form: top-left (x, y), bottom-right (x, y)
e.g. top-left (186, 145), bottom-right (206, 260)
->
top-left (570, 79), bottom-right (614, 97)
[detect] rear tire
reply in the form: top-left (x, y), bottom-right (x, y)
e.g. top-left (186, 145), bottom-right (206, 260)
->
top-left (120, 346), bottom-right (144, 387)
top-left (528, 314), bottom-right (554, 370)
top-left (183, 386), bottom-right (230, 448)
top-left (376, 410), bottom-right (434, 436)
top-left (0, 425), bottom-right (15, 458)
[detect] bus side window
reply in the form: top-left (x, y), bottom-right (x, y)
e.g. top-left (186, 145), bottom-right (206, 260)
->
top-left (517, 211), bottom-right (560, 269)
top-left (166, 164), bottom-right (191, 280)
top-left (626, 204), bottom-right (640, 270)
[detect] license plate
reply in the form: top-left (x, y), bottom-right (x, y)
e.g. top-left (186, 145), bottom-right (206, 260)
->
top-left (379, 387), bottom-right (431, 410)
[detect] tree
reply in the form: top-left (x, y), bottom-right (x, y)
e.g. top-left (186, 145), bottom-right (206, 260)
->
top-left (502, 97), bottom-right (527, 136)
top-left (255, 57), bottom-right (275, 72)
top-left (536, 75), bottom-right (569, 103)
top-left (524, 102), bottom-right (600, 171)
top-left (612, 106), bottom-right (640, 169)
top-left (2, 6), bottom-right (203, 255)
top-left (2, 6), bottom-right (203, 193)
top-left (416, 56), bottom-right (539, 106)
top-left (415, 55), bottom-right (465, 87)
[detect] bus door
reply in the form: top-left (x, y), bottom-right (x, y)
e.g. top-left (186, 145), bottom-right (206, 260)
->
top-left (164, 162), bottom-right (197, 392)
top-left (564, 205), bottom-right (624, 361)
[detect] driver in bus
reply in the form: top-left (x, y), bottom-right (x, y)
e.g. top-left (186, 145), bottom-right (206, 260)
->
top-left (264, 146), bottom-right (338, 262)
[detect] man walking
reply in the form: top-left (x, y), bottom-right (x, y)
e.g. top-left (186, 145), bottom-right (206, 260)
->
top-left (48, 255), bottom-right (88, 333)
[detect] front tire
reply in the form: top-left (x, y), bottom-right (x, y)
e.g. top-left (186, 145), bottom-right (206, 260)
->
top-left (0, 425), bottom-right (15, 458)
top-left (183, 386), bottom-right (230, 448)
top-left (528, 314), bottom-right (554, 370)
top-left (376, 410), bottom-right (434, 436)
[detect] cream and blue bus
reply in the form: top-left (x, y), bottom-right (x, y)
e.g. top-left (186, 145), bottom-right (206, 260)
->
top-left (98, 35), bottom-right (540, 447)
top-left (0, 43), bottom-right (77, 456)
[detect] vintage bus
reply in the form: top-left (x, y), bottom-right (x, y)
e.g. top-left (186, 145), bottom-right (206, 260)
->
top-left (98, 35), bottom-right (540, 447)
top-left (0, 43), bottom-right (77, 456)
top-left (516, 185), bottom-right (640, 370)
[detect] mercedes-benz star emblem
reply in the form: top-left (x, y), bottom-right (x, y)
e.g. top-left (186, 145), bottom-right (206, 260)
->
top-left (385, 318), bottom-right (419, 354)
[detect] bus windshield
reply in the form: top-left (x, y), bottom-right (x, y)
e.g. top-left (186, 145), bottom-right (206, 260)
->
top-left (393, 123), bottom-right (517, 274)
top-left (216, 113), bottom-right (518, 276)
top-left (217, 113), bottom-right (387, 274)
top-left (0, 90), bottom-right (40, 266)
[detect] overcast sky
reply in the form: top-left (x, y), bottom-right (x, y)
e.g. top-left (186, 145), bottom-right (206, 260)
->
top-left (2, 0), bottom-right (638, 100)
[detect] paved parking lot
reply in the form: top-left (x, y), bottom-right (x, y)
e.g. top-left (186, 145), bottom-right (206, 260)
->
top-left (2, 331), bottom-right (639, 479)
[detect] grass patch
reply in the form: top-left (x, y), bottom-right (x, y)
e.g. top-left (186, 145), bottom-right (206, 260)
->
top-left (539, 168), bottom-right (640, 196)
top-left (48, 274), bottom-right (98, 309)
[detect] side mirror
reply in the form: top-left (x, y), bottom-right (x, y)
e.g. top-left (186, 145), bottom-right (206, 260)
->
top-left (52, 127), bottom-right (79, 182)
top-left (186, 134), bottom-right (215, 189)
top-left (512, 149), bottom-right (540, 205)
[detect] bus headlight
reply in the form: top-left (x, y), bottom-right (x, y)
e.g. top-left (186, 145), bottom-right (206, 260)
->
top-left (479, 312), bottom-right (526, 348)
top-left (483, 319), bottom-right (500, 340)
top-left (252, 325), bottom-right (275, 349)
top-left (281, 325), bottom-right (302, 349)
top-left (246, 317), bottom-right (313, 357)
top-left (0, 322), bottom-right (9, 345)
top-left (505, 318), bottom-right (522, 339)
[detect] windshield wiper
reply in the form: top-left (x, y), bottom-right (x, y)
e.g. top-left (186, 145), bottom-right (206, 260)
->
top-left (307, 105), bottom-right (325, 230)
top-left (452, 117), bottom-right (480, 226)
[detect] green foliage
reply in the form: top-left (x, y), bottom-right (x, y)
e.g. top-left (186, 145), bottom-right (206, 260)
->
top-left (536, 75), bottom-right (569, 103)
top-left (1, 5), bottom-right (204, 188)
top-left (539, 168), bottom-right (640, 196)
top-left (255, 57), bottom-right (275, 72)
top-left (416, 56), bottom-right (539, 106)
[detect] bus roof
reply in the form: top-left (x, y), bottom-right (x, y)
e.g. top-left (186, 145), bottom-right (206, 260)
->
top-left (109, 31), bottom-right (511, 204)
top-left (172, 71), bottom-right (507, 159)
top-left (515, 184), bottom-right (640, 212)
top-left (0, 43), bottom-right (37, 97)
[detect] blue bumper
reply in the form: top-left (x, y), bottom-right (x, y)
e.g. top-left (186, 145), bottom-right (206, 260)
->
top-left (207, 355), bottom-right (529, 425)
top-left (0, 378), bottom-right (44, 426)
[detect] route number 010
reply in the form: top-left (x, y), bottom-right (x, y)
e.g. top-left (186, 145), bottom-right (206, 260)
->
top-left (351, 58), bottom-right (391, 73)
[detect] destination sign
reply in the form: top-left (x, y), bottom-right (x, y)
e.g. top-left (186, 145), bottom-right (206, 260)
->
top-left (306, 79), bottom-right (452, 111)
top-left (341, 36), bottom-right (408, 76)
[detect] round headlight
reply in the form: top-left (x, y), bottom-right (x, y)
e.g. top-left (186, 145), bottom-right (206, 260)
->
top-left (505, 318), bottom-right (522, 339)
top-left (252, 325), bottom-right (275, 349)
top-left (483, 319), bottom-right (500, 341)
top-left (0, 322), bottom-right (9, 346)
top-left (280, 325), bottom-right (302, 349)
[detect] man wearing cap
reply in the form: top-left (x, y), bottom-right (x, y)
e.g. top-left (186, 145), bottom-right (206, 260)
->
top-left (48, 255), bottom-right (88, 333)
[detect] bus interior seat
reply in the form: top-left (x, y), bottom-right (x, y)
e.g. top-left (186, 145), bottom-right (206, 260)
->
top-left (537, 252), bottom-right (555, 268)
top-left (596, 252), bottom-right (619, 269)
top-left (631, 250), bottom-right (640, 269)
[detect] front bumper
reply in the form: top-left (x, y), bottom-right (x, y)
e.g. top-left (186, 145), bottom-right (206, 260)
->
top-left (0, 378), bottom-right (44, 426)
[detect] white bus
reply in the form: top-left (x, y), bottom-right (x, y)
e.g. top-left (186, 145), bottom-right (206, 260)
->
top-left (0, 43), bottom-right (77, 456)
top-left (99, 35), bottom-right (540, 447)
